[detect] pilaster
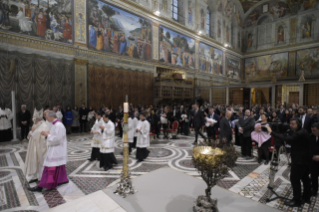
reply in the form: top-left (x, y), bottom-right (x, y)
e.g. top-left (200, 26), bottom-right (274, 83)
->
top-left (74, 0), bottom-right (87, 48)
top-left (74, 59), bottom-right (88, 106)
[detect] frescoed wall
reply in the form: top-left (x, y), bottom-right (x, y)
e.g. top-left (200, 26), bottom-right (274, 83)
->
top-left (87, 0), bottom-right (152, 60)
top-left (225, 55), bottom-right (241, 80)
top-left (296, 47), bottom-right (319, 77)
top-left (245, 52), bottom-right (288, 81)
top-left (159, 26), bottom-right (195, 69)
top-left (199, 42), bottom-right (223, 75)
top-left (0, 0), bottom-right (73, 44)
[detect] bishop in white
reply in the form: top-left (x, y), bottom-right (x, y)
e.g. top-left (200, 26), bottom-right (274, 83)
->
top-left (24, 109), bottom-right (49, 184)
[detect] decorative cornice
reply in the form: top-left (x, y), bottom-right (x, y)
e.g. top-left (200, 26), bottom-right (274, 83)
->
top-left (152, 22), bottom-right (160, 27)
top-left (243, 40), bottom-right (319, 58)
top-left (74, 42), bottom-right (88, 48)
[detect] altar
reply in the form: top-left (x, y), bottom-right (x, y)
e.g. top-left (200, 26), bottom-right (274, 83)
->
top-left (103, 167), bottom-right (280, 212)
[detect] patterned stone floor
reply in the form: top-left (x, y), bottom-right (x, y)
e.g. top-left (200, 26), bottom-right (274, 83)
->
top-left (0, 132), bottom-right (318, 212)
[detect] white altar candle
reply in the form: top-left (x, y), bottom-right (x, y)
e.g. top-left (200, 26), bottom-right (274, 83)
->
top-left (124, 103), bottom-right (129, 113)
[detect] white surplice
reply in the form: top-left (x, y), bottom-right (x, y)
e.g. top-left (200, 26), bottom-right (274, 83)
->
top-left (0, 108), bottom-right (13, 130)
top-left (44, 120), bottom-right (68, 167)
top-left (100, 120), bottom-right (115, 153)
top-left (24, 120), bottom-right (49, 180)
top-left (133, 117), bottom-right (139, 138)
top-left (127, 117), bottom-right (136, 143)
top-left (91, 118), bottom-right (104, 148)
top-left (136, 120), bottom-right (150, 148)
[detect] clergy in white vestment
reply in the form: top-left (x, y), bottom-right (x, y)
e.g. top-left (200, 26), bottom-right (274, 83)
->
top-left (32, 108), bottom-right (43, 123)
top-left (99, 114), bottom-right (117, 171)
top-left (121, 113), bottom-right (137, 155)
top-left (0, 102), bottom-right (13, 142)
top-left (24, 109), bottom-right (49, 183)
top-left (28, 111), bottom-right (68, 192)
top-left (88, 111), bottom-right (103, 162)
top-left (136, 112), bottom-right (150, 163)
top-left (132, 111), bottom-right (139, 148)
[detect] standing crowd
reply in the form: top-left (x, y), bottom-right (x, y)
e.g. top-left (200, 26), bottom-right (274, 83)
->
top-left (1, 101), bottom-right (319, 207)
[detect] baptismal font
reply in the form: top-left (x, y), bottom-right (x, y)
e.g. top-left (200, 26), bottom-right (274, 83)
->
top-left (193, 140), bottom-right (238, 212)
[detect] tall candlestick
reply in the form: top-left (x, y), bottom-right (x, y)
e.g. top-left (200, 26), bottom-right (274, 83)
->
top-left (124, 103), bottom-right (129, 113)
top-left (114, 96), bottom-right (135, 197)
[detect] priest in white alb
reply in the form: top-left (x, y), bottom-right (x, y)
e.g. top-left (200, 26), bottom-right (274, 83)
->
top-left (88, 111), bottom-right (103, 162)
top-left (28, 111), bottom-right (68, 192)
top-left (99, 114), bottom-right (117, 171)
top-left (136, 112), bottom-right (150, 163)
top-left (24, 109), bottom-right (49, 184)
top-left (0, 102), bottom-right (13, 142)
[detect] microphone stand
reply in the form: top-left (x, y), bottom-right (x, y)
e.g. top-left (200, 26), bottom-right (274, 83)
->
top-left (266, 145), bottom-right (289, 203)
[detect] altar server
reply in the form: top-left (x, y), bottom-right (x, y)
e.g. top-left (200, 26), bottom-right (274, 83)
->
top-left (28, 111), bottom-right (68, 192)
top-left (125, 113), bottom-right (137, 154)
top-left (132, 111), bottom-right (139, 148)
top-left (136, 112), bottom-right (150, 163)
top-left (0, 102), bottom-right (13, 142)
top-left (24, 109), bottom-right (49, 183)
top-left (88, 111), bottom-right (103, 162)
top-left (99, 114), bottom-right (117, 171)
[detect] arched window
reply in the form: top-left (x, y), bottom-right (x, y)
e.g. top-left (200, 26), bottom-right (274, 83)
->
top-left (206, 8), bottom-right (210, 36)
top-left (172, 0), bottom-right (178, 21)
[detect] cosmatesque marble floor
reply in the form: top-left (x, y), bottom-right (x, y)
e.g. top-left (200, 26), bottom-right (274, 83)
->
top-left (0, 132), bottom-right (318, 212)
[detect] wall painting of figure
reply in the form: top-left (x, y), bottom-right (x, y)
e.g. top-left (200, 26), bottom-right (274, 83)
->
top-left (159, 26), bottom-right (195, 69)
top-left (199, 42), bottom-right (223, 75)
top-left (245, 52), bottom-right (288, 81)
top-left (296, 47), bottom-right (319, 77)
top-left (0, 0), bottom-right (73, 43)
top-left (87, 0), bottom-right (152, 60)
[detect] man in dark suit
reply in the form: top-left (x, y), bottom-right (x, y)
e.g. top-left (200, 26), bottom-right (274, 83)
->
top-left (267, 118), bottom-right (311, 207)
top-left (278, 105), bottom-right (286, 121)
top-left (311, 108), bottom-right (319, 125)
top-left (255, 108), bottom-right (265, 122)
top-left (176, 105), bottom-right (185, 134)
top-left (310, 123), bottom-right (319, 197)
top-left (79, 103), bottom-right (89, 133)
top-left (238, 109), bottom-right (255, 159)
top-left (219, 110), bottom-right (232, 146)
top-left (206, 107), bottom-right (219, 143)
top-left (192, 103), bottom-right (207, 145)
top-left (299, 106), bottom-right (312, 133)
top-left (18, 104), bottom-right (31, 140)
top-left (215, 105), bottom-right (221, 116)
